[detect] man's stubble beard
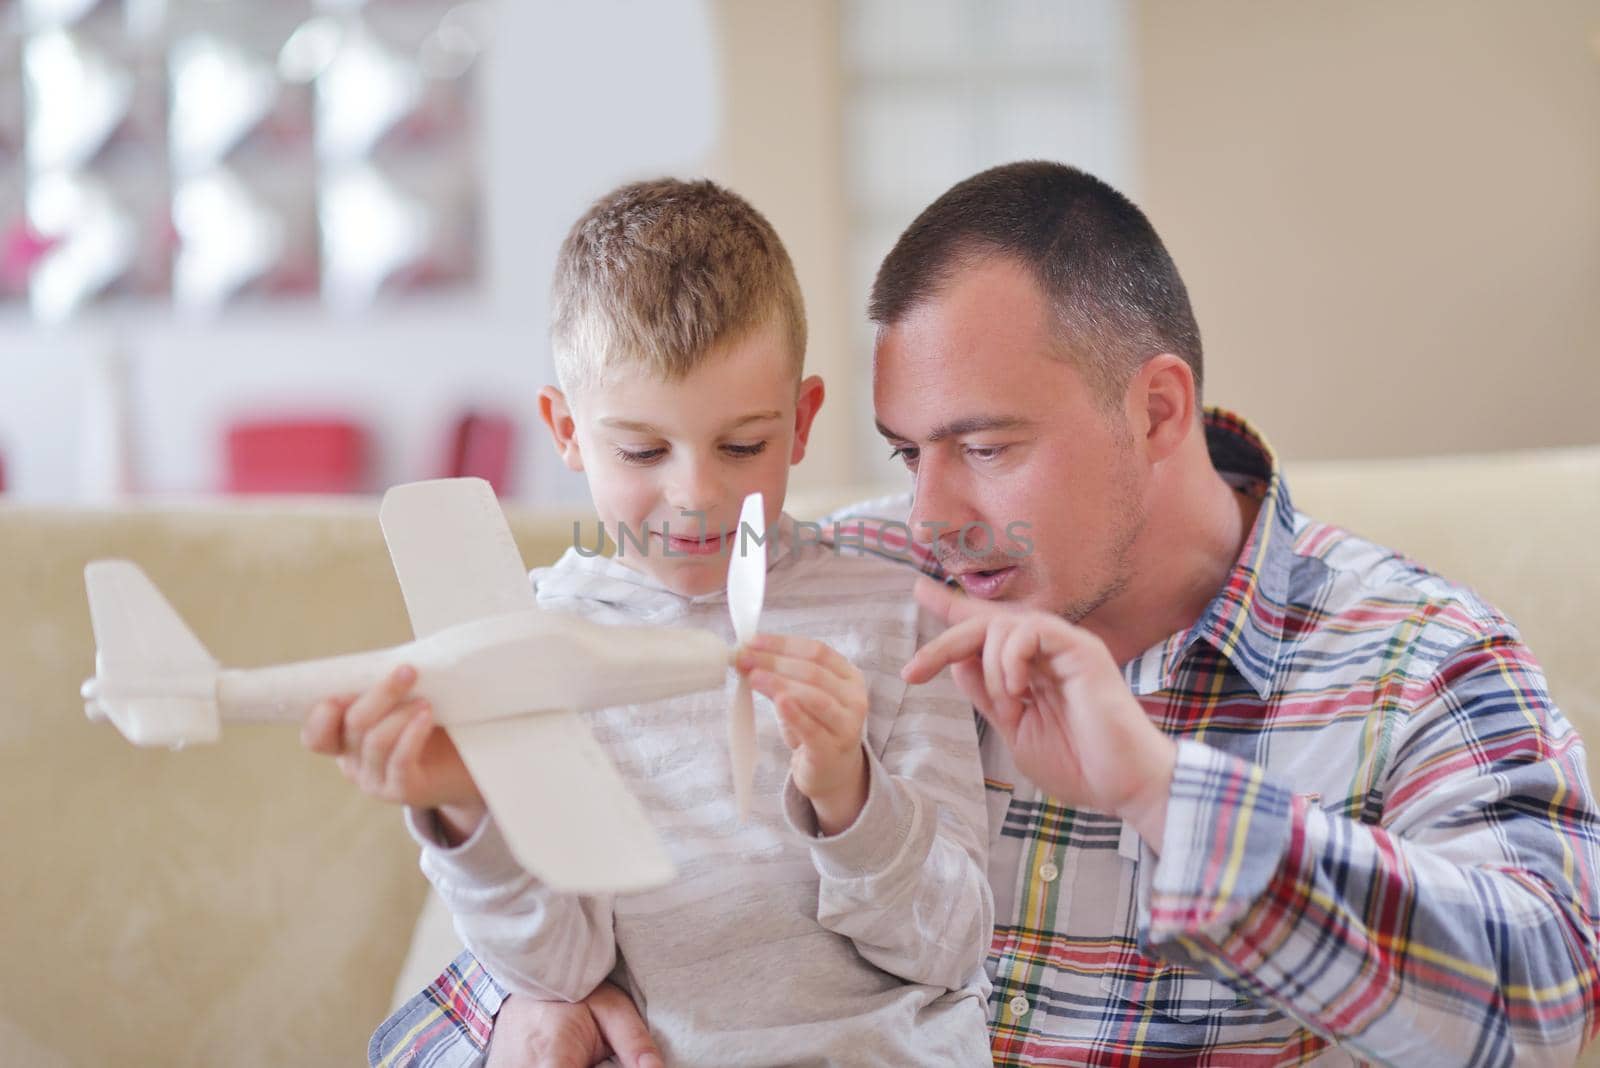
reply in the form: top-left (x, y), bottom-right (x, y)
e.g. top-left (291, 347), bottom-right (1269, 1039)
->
top-left (1058, 448), bottom-right (1148, 626)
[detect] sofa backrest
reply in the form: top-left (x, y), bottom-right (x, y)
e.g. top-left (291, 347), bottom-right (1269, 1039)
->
top-left (0, 501), bottom-right (578, 1066)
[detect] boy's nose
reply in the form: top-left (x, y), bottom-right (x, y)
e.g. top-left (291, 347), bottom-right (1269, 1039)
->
top-left (667, 461), bottom-right (725, 517)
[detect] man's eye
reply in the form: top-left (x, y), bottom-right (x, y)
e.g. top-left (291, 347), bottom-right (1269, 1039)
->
top-left (964, 445), bottom-right (1007, 462)
top-left (888, 446), bottom-right (919, 468)
top-left (614, 447), bottom-right (665, 465)
top-left (722, 441), bottom-right (768, 458)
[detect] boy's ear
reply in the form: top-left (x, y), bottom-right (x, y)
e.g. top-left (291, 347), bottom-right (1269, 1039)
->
top-left (788, 374), bottom-right (826, 464)
top-left (537, 386), bottom-right (584, 472)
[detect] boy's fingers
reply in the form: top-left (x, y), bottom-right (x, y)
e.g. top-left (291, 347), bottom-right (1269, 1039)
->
top-left (359, 700), bottom-right (418, 788)
top-left (745, 669), bottom-right (798, 716)
top-left (773, 715), bottom-right (802, 751)
top-left (747, 634), bottom-right (856, 681)
top-left (763, 677), bottom-right (851, 747)
top-left (771, 694), bottom-right (827, 749)
top-left (344, 664), bottom-right (418, 746)
top-left (739, 649), bottom-right (861, 711)
top-left (301, 695), bottom-right (354, 754)
top-left (748, 670), bottom-right (829, 729)
top-left (387, 705), bottom-right (435, 792)
top-left (745, 679), bottom-right (804, 749)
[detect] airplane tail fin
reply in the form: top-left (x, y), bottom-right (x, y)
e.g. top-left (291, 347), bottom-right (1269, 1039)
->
top-left (82, 560), bottom-right (221, 748)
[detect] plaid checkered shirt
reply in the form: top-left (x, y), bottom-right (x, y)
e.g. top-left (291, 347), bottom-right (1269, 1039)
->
top-left (370, 409), bottom-right (1600, 1067)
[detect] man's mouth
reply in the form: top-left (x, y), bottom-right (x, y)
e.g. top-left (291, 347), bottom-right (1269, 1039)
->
top-left (946, 564), bottom-right (1018, 599)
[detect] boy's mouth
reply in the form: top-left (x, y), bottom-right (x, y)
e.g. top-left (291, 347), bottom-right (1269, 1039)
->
top-left (655, 530), bottom-right (730, 556)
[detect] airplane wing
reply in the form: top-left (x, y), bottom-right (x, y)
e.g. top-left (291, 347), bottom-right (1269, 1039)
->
top-left (379, 476), bottom-right (539, 631)
top-left (379, 478), bottom-right (674, 893)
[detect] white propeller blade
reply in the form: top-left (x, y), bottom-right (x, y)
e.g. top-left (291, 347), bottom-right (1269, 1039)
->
top-left (726, 491), bottom-right (766, 821)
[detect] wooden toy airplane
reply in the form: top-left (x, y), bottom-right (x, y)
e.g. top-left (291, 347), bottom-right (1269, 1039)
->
top-left (80, 478), bottom-right (768, 894)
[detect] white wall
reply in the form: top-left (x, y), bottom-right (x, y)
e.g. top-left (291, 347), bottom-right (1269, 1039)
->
top-left (1138, 0), bottom-right (1600, 460)
top-left (0, 1), bottom-right (719, 504)
top-left (704, 0), bottom-right (855, 494)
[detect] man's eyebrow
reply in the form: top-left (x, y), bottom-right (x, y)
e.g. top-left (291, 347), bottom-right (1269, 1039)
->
top-left (876, 415), bottom-right (1031, 443)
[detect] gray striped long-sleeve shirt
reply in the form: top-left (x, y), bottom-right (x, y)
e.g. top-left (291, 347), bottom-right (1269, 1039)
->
top-left (411, 516), bottom-right (995, 1067)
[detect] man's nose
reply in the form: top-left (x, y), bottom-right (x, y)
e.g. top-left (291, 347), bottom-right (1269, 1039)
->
top-left (907, 455), bottom-right (973, 547)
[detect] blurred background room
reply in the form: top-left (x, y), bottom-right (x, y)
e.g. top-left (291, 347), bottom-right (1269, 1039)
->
top-left (2, 5), bottom-right (1598, 1063)
top-left (0, 0), bottom-right (1594, 506)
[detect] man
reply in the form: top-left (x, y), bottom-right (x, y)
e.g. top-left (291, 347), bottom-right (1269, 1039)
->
top-left (372, 162), bottom-right (1600, 1066)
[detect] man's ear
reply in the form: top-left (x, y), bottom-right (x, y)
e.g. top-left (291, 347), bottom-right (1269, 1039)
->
top-left (1128, 354), bottom-right (1195, 464)
top-left (789, 374), bottom-right (826, 464)
top-left (537, 386), bottom-right (584, 472)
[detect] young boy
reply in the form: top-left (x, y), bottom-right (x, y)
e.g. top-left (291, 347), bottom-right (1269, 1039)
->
top-left (304, 178), bottom-right (993, 1065)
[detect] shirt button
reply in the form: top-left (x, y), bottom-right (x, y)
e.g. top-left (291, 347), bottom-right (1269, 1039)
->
top-left (1038, 861), bottom-right (1060, 883)
top-left (1009, 994), bottom-right (1030, 1017)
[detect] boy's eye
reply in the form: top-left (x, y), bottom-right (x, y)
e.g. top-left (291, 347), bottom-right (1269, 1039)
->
top-left (722, 441), bottom-right (768, 458)
top-left (888, 445), bottom-right (919, 468)
top-left (614, 446), bottom-right (666, 465)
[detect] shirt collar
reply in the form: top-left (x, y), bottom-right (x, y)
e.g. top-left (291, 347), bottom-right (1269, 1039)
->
top-left (1127, 407), bottom-right (1295, 701)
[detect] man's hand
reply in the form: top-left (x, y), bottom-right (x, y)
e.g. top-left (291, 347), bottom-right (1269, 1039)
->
top-left (300, 664), bottom-right (486, 840)
top-left (902, 578), bottom-right (1177, 848)
top-left (487, 987), bottom-right (662, 1068)
top-left (737, 634), bottom-right (870, 835)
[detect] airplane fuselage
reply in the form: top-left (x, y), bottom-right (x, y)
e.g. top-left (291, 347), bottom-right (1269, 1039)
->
top-left (86, 609), bottom-right (733, 748)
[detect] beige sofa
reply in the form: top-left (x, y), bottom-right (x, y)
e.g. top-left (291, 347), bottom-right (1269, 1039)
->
top-left (2, 449), bottom-right (1596, 1066)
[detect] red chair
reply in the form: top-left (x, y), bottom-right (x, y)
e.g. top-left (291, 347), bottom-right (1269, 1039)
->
top-left (441, 410), bottom-right (515, 494)
top-left (224, 418), bottom-right (367, 494)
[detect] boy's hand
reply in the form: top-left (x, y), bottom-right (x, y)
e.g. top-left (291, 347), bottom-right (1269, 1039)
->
top-left (301, 664), bottom-right (487, 839)
top-left (737, 634), bottom-right (870, 835)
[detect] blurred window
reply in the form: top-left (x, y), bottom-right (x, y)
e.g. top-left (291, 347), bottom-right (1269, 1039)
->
top-left (3, 0), bottom-right (485, 321)
top-left (842, 0), bottom-right (1134, 482)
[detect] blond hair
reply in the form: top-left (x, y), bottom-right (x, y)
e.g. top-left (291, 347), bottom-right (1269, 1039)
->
top-left (550, 178), bottom-right (807, 394)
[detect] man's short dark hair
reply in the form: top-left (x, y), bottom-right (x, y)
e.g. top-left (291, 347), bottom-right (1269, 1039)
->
top-left (869, 160), bottom-right (1202, 402)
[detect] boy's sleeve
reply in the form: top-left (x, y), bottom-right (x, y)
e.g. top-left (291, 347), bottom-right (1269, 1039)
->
top-left (781, 609), bottom-right (993, 993)
top-left (368, 950), bottom-right (504, 1067)
top-left (407, 806), bottom-right (619, 1005)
